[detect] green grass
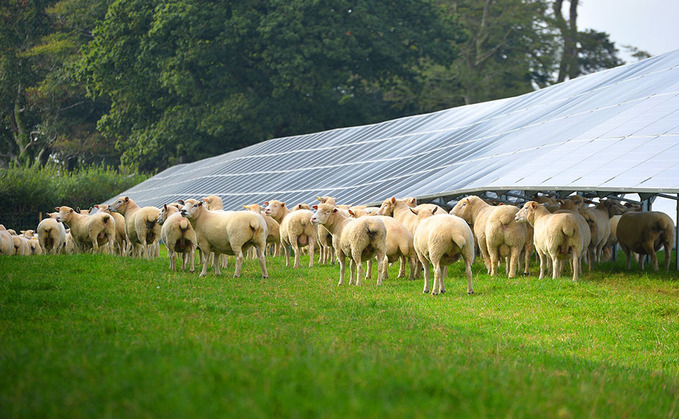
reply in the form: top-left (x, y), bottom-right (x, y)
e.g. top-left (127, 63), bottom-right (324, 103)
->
top-left (1, 251), bottom-right (678, 418)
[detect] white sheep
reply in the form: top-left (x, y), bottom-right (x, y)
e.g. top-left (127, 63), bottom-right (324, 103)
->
top-left (10, 233), bottom-right (30, 256)
top-left (311, 203), bottom-right (387, 286)
top-left (367, 215), bottom-right (418, 281)
top-left (181, 200), bottom-right (268, 278)
top-left (94, 204), bottom-right (129, 256)
top-left (264, 200), bottom-right (316, 268)
top-left (413, 213), bottom-right (475, 295)
top-left (56, 206), bottom-right (115, 253)
top-left (109, 196), bottom-right (161, 259)
top-left (203, 195), bottom-right (224, 211)
top-left (616, 211), bottom-right (675, 271)
top-left (515, 201), bottom-right (585, 281)
top-left (376, 197), bottom-right (421, 236)
top-left (158, 204), bottom-right (197, 272)
top-left (404, 197), bottom-right (447, 215)
top-left (37, 214), bottom-right (67, 255)
top-left (244, 203), bottom-right (281, 257)
top-left (452, 196), bottom-right (527, 278)
top-left (315, 196), bottom-right (337, 265)
top-left (0, 225), bottom-right (15, 255)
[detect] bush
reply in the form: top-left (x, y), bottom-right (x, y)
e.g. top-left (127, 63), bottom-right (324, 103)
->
top-left (0, 164), bottom-right (149, 231)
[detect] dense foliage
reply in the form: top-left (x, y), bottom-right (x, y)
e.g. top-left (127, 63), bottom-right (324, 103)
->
top-left (0, 164), bottom-right (148, 230)
top-left (0, 0), bottom-right (646, 173)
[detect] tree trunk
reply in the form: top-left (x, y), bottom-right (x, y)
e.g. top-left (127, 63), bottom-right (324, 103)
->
top-left (554, 0), bottom-right (579, 83)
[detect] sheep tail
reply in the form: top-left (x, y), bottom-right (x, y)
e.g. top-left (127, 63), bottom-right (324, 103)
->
top-left (561, 224), bottom-right (575, 238)
top-left (179, 219), bottom-right (190, 249)
top-left (102, 214), bottom-right (110, 224)
top-left (366, 225), bottom-right (379, 240)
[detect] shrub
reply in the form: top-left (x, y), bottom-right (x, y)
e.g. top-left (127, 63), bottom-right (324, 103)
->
top-left (0, 164), bottom-right (149, 231)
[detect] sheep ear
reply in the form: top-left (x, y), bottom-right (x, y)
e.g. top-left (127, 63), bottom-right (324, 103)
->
top-left (281, 202), bottom-right (286, 207)
top-left (124, 197), bottom-right (129, 202)
top-left (530, 202), bottom-right (537, 209)
top-left (198, 201), bottom-right (203, 207)
top-left (202, 197), bottom-right (208, 202)
top-left (69, 209), bottom-right (74, 213)
top-left (264, 201), bottom-right (269, 205)
top-left (348, 209), bottom-right (355, 216)
top-left (316, 197), bottom-right (322, 201)
top-left (177, 199), bottom-right (184, 205)
top-left (333, 208), bottom-right (338, 213)
top-left (312, 205), bottom-right (318, 210)
top-left (390, 197), bottom-right (396, 203)
top-left (55, 207), bottom-right (60, 211)
top-left (94, 205), bottom-right (99, 209)
top-left (164, 204), bottom-right (168, 210)
top-left (243, 205), bottom-right (248, 209)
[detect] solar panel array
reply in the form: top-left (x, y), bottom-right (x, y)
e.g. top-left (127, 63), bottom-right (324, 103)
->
top-left (107, 49), bottom-right (679, 210)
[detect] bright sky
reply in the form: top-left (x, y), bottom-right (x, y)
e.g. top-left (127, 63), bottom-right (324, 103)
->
top-left (577, 0), bottom-right (679, 61)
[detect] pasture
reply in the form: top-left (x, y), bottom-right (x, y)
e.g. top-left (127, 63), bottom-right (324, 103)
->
top-left (1, 251), bottom-right (678, 418)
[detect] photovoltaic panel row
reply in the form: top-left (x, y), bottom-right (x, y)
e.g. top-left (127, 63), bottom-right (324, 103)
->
top-left (106, 50), bottom-right (679, 209)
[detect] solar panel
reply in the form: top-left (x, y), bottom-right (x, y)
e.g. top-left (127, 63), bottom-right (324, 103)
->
top-left (106, 50), bottom-right (679, 210)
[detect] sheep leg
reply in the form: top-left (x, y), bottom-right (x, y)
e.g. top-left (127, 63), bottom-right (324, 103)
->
top-left (508, 247), bottom-right (520, 278)
top-left (291, 238), bottom-right (301, 269)
top-left (283, 241), bottom-right (291, 267)
top-left (307, 237), bottom-right (316, 268)
top-left (234, 246), bottom-right (244, 277)
top-left (622, 246), bottom-right (632, 270)
top-left (376, 252), bottom-right (387, 286)
top-left (180, 251), bottom-right (187, 271)
top-left (349, 259), bottom-right (357, 285)
top-left (397, 255), bottom-right (406, 278)
top-left (257, 244), bottom-right (268, 278)
top-left (198, 244), bottom-right (211, 277)
top-left (209, 252), bottom-right (220, 275)
top-left (642, 241), bottom-right (658, 271)
top-left (337, 253), bottom-right (346, 286)
top-left (571, 248), bottom-right (579, 281)
top-left (408, 254), bottom-right (418, 281)
top-left (189, 248), bottom-right (195, 273)
top-left (421, 259), bottom-right (431, 294)
top-left (168, 248), bottom-right (176, 271)
top-left (365, 259), bottom-right (372, 280)
top-left (432, 262), bottom-right (442, 295)
top-left (488, 247), bottom-right (499, 276)
top-left (523, 243), bottom-right (533, 275)
top-left (664, 241), bottom-right (672, 271)
top-left (356, 258), bottom-right (364, 286)
top-left (465, 258), bottom-right (474, 294)
top-left (551, 256), bottom-right (561, 279)
top-left (440, 266), bottom-right (448, 294)
top-left (538, 252), bottom-right (546, 279)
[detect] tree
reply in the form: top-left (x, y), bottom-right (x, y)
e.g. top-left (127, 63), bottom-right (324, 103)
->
top-left (0, 0), bottom-right (115, 169)
top-left (81, 0), bottom-right (462, 172)
top-left (553, 0), bottom-right (624, 82)
top-left (386, 0), bottom-right (559, 111)
top-left (0, 0), bottom-right (56, 166)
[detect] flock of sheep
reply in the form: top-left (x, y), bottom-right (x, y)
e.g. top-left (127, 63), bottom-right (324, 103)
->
top-left (0, 192), bottom-right (674, 295)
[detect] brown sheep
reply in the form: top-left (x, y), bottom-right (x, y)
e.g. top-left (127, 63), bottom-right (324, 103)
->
top-left (616, 211), bottom-right (674, 271)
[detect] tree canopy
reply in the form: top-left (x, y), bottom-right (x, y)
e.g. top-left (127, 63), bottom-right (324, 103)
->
top-left (0, 0), bottom-right (648, 172)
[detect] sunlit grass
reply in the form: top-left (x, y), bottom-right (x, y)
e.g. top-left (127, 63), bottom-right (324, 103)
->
top-left (1, 251), bottom-right (678, 418)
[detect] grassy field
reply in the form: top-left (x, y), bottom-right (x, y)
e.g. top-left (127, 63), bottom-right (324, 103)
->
top-left (1, 250), bottom-right (678, 418)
